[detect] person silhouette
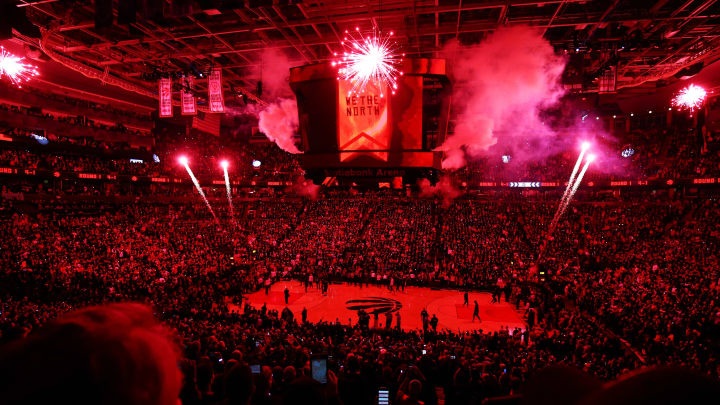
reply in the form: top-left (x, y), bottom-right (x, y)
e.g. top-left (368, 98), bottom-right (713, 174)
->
top-left (473, 300), bottom-right (481, 322)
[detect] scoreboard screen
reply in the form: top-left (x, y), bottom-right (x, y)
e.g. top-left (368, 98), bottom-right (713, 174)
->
top-left (290, 59), bottom-right (449, 181)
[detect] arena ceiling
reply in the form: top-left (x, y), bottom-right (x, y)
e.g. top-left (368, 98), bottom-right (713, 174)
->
top-left (7, 0), bottom-right (720, 106)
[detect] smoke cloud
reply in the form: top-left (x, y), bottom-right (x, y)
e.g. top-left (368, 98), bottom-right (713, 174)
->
top-left (438, 26), bottom-right (567, 169)
top-left (249, 48), bottom-right (303, 153)
top-left (258, 98), bottom-right (301, 154)
top-left (287, 175), bottom-right (321, 200)
top-left (256, 48), bottom-right (295, 99)
top-left (418, 176), bottom-right (463, 207)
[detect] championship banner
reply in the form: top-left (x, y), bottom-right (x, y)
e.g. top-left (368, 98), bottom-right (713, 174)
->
top-left (337, 80), bottom-right (390, 162)
top-left (180, 76), bottom-right (197, 115)
top-left (208, 67), bottom-right (225, 113)
top-left (159, 78), bottom-right (173, 117)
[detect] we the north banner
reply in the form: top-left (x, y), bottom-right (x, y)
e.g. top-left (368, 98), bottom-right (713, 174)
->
top-left (337, 80), bottom-right (390, 162)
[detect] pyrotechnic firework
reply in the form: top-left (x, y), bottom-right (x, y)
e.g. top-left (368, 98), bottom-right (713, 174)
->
top-left (672, 84), bottom-right (707, 111)
top-left (180, 157), bottom-right (217, 222)
top-left (221, 160), bottom-right (235, 222)
top-left (540, 151), bottom-right (595, 260)
top-left (333, 27), bottom-right (404, 97)
top-left (557, 154), bottom-right (595, 221)
top-left (549, 142), bottom-right (589, 229)
top-left (0, 47), bottom-right (39, 88)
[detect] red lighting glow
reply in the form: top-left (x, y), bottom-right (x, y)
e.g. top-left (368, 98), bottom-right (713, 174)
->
top-left (178, 156), bottom-right (189, 166)
top-left (0, 47), bottom-right (39, 88)
top-left (220, 160), bottom-right (229, 169)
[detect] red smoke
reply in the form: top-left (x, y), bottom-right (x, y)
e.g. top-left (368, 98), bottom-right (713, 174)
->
top-left (437, 26), bottom-right (566, 169)
top-left (418, 176), bottom-right (462, 207)
top-left (287, 175), bottom-right (321, 199)
top-left (256, 48), bottom-right (295, 99)
top-left (258, 98), bottom-right (301, 154)
top-left (239, 48), bottom-right (303, 154)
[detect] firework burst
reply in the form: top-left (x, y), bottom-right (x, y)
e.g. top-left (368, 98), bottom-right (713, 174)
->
top-left (333, 27), bottom-right (404, 97)
top-left (0, 47), bottom-right (39, 88)
top-left (672, 84), bottom-right (707, 111)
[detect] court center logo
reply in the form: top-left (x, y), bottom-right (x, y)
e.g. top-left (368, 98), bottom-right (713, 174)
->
top-left (346, 297), bottom-right (402, 314)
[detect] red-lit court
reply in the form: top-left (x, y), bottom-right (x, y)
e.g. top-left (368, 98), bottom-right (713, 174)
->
top-left (241, 281), bottom-right (525, 333)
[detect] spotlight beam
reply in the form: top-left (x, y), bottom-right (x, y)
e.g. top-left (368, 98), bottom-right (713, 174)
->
top-left (182, 160), bottom-right (217, 223)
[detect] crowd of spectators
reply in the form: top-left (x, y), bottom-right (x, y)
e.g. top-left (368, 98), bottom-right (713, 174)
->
top-left (0, 102), bottom-right (149, 139)
top-left (1, 102), bottom-right (720, 403)
top-left (1, 190), bottom-right (719, 404)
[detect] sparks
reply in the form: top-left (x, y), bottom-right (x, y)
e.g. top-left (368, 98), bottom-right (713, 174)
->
top-left (557, 154), bottom-right (595, 221)
top-left (672, 84), bottom-right (707, 111)
top-left (0, 47), bottom-right (39, 88)
top-left (539, 151), bottom-right (595, 261)
top-left (549, 145), bottom-right (588, 231)
top-left (221, 160), bottom-right (235, 222)
top-left (180, 157), bottom-right (217, 223)
top-left (333, 28), bottom-right (403, 97)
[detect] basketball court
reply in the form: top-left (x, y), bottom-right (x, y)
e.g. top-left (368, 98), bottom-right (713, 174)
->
top-left (239, 281), bottom-right (526, 333)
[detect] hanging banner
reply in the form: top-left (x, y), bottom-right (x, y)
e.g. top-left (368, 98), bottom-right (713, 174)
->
top-left (159, 78), bottom-right (173, 117)
top-left (208, 67), bottom-right (225, 113)
top-left (181, 76), bottom-right (197, 115)
top-left (337, 79), bottom-right (390, 162)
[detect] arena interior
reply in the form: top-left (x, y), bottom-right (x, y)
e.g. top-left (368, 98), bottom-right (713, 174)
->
top-left (1, 1), bottom-right (720, 404)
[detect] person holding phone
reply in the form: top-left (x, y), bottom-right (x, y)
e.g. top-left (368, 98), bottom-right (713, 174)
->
top-left (311, 355), bottom-right (328, 384)
top-left (284, 361), bottom-right (341, 405)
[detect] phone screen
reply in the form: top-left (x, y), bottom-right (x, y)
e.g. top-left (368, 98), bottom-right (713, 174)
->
top-left (378, 388), bottom-right (390, 405)
top-left (311, 357), bottom-right (327, 384)
top-left (251, 364), bottom-right (261, 374)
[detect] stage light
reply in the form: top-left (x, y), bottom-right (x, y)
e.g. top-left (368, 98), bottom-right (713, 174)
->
top-left (672, 84), bottom-right (707, 111)
top-left (587, 154), bottom-right (596, 162)
top-left (334, 28), bottom-right (403, 96)
top-left (153, 154), bottom-right (160, 163)
top-left (621, 148), bottom-right (635, 158)
top-left (178, 156), bottom-right (188, 165)
top-left (220, 160), bottom-right (229, 169)
top-left (252, 160), bottom-right (262, 168)
top-left (581, 142), bottom-right (591, 151)
top-left (0, 47), bottom-right (39, 88)
top-left (31, 133), bottom-right (48, 145)
top-left (501, 155), bottom-right (511, 164)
